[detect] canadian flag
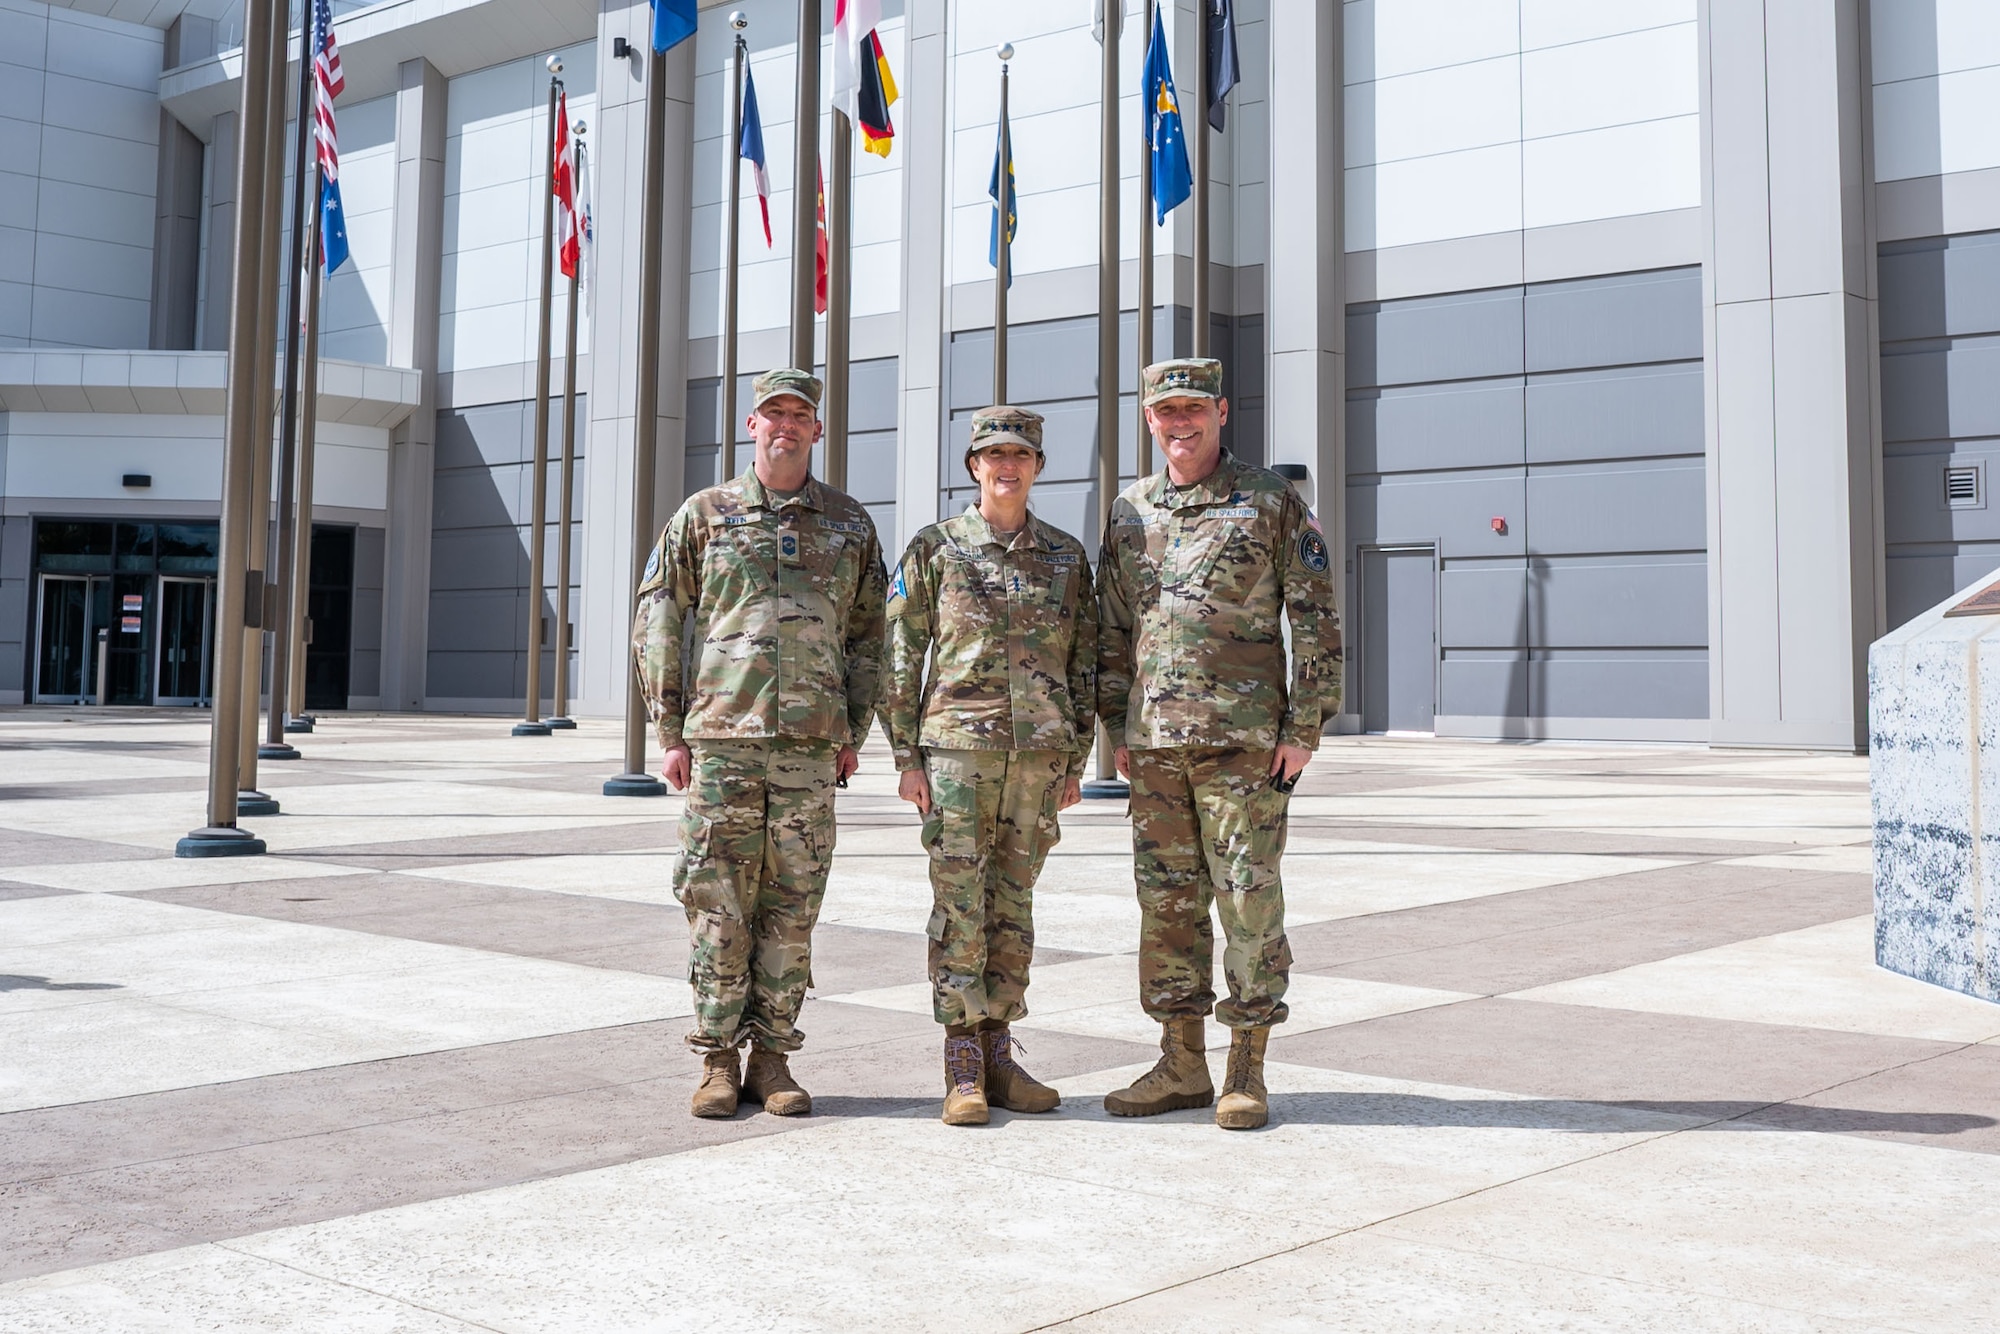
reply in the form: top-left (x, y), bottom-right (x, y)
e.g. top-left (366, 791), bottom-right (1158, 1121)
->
top-left (554, 91), bottom-right (581, 281)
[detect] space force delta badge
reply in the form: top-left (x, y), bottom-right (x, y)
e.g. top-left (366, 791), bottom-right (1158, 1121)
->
top-left (1299, 528), bottom-right (1330, 574)
top-left (885, 565), bottom-right (909, 618)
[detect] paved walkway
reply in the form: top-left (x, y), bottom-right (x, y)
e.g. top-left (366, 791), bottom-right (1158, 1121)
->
top-left (1, 710), bottom-right (1993, 1331)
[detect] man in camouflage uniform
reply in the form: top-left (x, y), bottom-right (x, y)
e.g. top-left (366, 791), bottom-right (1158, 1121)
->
top-left (882, 407), bottom-right (1097, 1126)
top-left (1097, 358), bottom-right (1341, 1130)
top-left (633, 368), bottom-right (888, 1120)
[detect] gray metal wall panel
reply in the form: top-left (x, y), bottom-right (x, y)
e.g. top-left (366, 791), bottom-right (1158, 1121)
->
top-left (1885, 551), bottom-right (1956, 628)
top-left (1525, 268), bottom-right (1703, 372)
top-left (1526, 459), bottom-right (1707, 555)
top-left (1882, 233), bottom-right (2000, 343)
top-left (425, 648), bottom-right (518, 700)
top-left (1531, 556), bottom-right (1709, 648)
top-left (1532, 651), bottom-right (1709, 719)
top-left (429, 528), bottom-right (529, 592)
top-left (1348, 380), bottom-right (1525, 475)
top-left (1438, 652), bottom-right (1527, 717)
top-left (434, 401), bottom-right (532, 470)
top-left (1891, 338), bottom-right (2000, 443)
top-left (1437, 561), bottom-right (1525, 649)
top-left (1347, 287), bottom-right (1524, 389)
top-left (1526, 363), bottom-right (1705, 465)
top-left (427, 589), bottom-right (523, 654)
top-left (1348, 471), bottom-right (1527, 559)
top-left (1879, 447), bottom-right (2000, 544)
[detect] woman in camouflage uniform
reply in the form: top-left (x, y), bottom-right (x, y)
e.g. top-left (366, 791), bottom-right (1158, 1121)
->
top-left (882, 407), bottom-right (1098, 1125)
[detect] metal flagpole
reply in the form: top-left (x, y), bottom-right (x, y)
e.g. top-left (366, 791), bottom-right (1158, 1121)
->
top-left (261, 0), bottom-right (320, 763)
top-left (1137, 0), bottom-right (1155, 477)
top-left (605, 40), bottom-right (672, 798)
top-left (235, 0), bottom-right (291, 819)
top-left (285, 197), bottom-right (322, 734)
top-left (179, 0), bottom-right (280, 857)
top-left (722, 16), bottom-right (747, 480)
top-left (515, 60), bottom-right (563, 737)
top-left (550, 122), bottom-right (585, 732)
top-left (1191, 0), bottom-right (1210, 357)
top-left (826, 107), bottom-right (851, 488)
top-left (790, 0), bottom-right (821, 372)
top-left (1085, 0), bottom-right (1126, 799)
top-left (993, 44), bottom-right (1012, 403)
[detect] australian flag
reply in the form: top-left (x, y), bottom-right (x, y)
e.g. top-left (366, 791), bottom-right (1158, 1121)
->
top-left (312, 0), bottom-right (349, 273)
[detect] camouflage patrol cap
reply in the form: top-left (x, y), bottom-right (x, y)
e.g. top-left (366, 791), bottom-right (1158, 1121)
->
top-left (751, 367), bottom-right (824, 414)
top-left (1142, 357), bottom-right (1224, 407)
top-left (968, 405), bottom-right (1045, 455)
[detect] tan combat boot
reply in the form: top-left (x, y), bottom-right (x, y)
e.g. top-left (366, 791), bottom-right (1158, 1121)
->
top-left (1215, 1027), bottom-right (1270, 1130)
top-left (691, 1048), bottom-right (741, 1119)
top-left (980, 1024), bottom-right (1060, 1113)
top-left (742, 1049), bottom-right (812, 1116)
top-left (1103, 1019), bottom-right (1214, 1117)
top-left (941, 1030), bottom-right (989, 1126)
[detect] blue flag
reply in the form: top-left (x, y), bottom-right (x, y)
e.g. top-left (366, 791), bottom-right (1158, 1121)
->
top-left (988, 105), bottom-right (1016, 284)
top-left (320, 177), bottom-right (350, 275)
top-left (311, 0), bottom-right (350, 274)
top-left (650, 0), bottom-right (696, 53)
top-left (1143, 5), bottom-right (1191, 223)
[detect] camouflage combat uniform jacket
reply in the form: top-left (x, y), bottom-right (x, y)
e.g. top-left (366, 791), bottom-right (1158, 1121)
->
top-left (883, 507), bottom-right (1098, 779)
top-left (634, 469), bottom-right (888, 749)
top-left (1098, 451), bottom-right (1341, 752)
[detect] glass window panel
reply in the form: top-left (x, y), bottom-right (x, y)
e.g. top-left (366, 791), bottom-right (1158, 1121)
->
top-left (115, 523), bottom-right (158, 571)
top-left (157, 523), bottom-right (221, 574)
top-left (33, 520), bottom-right (113, 573)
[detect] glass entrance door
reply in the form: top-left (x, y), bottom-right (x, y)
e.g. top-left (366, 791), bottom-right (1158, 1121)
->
top-left (34, 575), bottom-right (109, 703)
top-left (156, 577), bottom-right (215, 706)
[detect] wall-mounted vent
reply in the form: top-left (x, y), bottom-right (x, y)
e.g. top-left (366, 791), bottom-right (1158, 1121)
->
top-left (1946, 463), bottom-right (1984, 510)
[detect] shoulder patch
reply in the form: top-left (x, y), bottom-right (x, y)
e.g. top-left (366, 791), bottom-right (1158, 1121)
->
top-left (642, 545), bottom-right (662, 583)
top-left (1298, 528), bottom-right (1330, 574)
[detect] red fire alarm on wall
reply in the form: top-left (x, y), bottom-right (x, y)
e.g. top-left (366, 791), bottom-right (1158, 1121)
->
top-left (1491, 516), bottom-right (1508, 535)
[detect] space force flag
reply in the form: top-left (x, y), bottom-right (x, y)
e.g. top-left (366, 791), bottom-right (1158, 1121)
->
top-left (649, 0), bottom-right (696, 53)
top-left (740, 62), bottom-right (772, 246)
top-left (1207, 0), bottom-right (1241, 132)
top-left (1143, 4), bottom-right (1192, 223)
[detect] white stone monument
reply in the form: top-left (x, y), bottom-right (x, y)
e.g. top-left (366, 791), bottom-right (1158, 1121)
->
top-left (1870, 570), bottom-right (2000, 1003)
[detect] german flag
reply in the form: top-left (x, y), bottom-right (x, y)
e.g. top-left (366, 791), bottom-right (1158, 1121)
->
top-left (857, 29), bottom-right (898, 158)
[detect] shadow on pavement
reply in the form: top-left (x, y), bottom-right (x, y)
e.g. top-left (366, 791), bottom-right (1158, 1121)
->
top-left (1263, 1091), bottom-right (1995, 1136)
top-left (0, 974), bottom-right (124, 992)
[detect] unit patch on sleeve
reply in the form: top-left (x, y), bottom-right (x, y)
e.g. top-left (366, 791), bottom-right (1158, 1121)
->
top-left (642, 545), bottom-right (661, 583)
top-left (1298, 528), bottom-right (1330, 574)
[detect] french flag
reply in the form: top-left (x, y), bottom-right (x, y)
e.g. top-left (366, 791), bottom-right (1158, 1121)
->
top-left (740, 60), bottom-right (771, 247)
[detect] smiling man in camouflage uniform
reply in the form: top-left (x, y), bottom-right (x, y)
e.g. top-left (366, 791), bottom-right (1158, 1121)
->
top-left (633, 367), bottom-right (887, 1120)
top-left (1097, 357), bottom-right (1342, 1131)
top-left (882, 406), bottom-right (1097, 1125)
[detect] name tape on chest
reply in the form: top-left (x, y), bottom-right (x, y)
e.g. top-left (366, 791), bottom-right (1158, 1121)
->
top-left (817, 519), bottom-right (870, 535)
top-left (1036, 551), bottom-right (1082, 566)
top-left (713, 514), bottom-right (754, 528)
top-left (1114, 514), bottom-right (1147, 528)
top-left (1202, 506), bottom-right (1259, 520)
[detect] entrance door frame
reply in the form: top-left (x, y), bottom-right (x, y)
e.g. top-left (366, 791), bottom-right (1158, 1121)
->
top-left (1356, 542), bottom-right (1441, 736)
top-left (32, 573), bottom-right (108, 705)
top-left (154, 575), bottom-right (216, 707)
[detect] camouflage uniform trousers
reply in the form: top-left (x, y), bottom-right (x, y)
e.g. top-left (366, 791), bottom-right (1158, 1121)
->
top-left (1127, 745), bottom-right (1292, 1030)
top-left (920, 748), bottom-right (1068, 1027)
top-left (672, 737), bottom-right (839, 1054)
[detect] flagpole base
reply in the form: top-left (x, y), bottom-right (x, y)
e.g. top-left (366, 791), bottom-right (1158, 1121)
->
top-left (604, 772), bottom-right (668, 798)
top-left (512, 721), bottom-right (552, 737)
top-left (546, 716), bottom-right (578, 730)
top-left (1081, 779), bottom-right (1129, 801)
top-left (236, 791), bottom-right (281, 817)
top-left (176, 826), bottom-right (267, 859)
top-left (258, 742), bottom-right (302, 761)
top-left (285, 716), bottom-right (315, 734)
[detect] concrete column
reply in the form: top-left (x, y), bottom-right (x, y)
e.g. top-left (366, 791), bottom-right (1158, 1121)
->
top-left (199, 111), bottom-right (238, 351)
top-left (150, 110), bottom-right (204, 350)
top-left (379, 58), bottom-right (448, 711)
top-left (578, 0), bottom-right (697, 716)
top-left (1264, 0), bottom-right (1348, 726)
top-left (893, 0), bottom-right (949, 555)
top-left (1700, 0), bottom-right (1883, 749)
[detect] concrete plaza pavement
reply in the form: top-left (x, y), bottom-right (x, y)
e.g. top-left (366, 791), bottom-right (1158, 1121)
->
top-left (1, 709), bottom-right (1996, 1330)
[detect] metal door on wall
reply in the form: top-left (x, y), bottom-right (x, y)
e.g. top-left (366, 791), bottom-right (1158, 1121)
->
top-left (34, 575), bottom-right (108, 703)
top-left (156, 577), bottom-right (215, 706)
top-left (1360, 545), bottom-right (1438, 734)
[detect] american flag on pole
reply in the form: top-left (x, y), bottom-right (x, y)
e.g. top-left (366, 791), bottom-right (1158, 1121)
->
top-left (312, 0), bottom-right (350, 273)
top-left (554, 90), bottom-right (580, 280)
